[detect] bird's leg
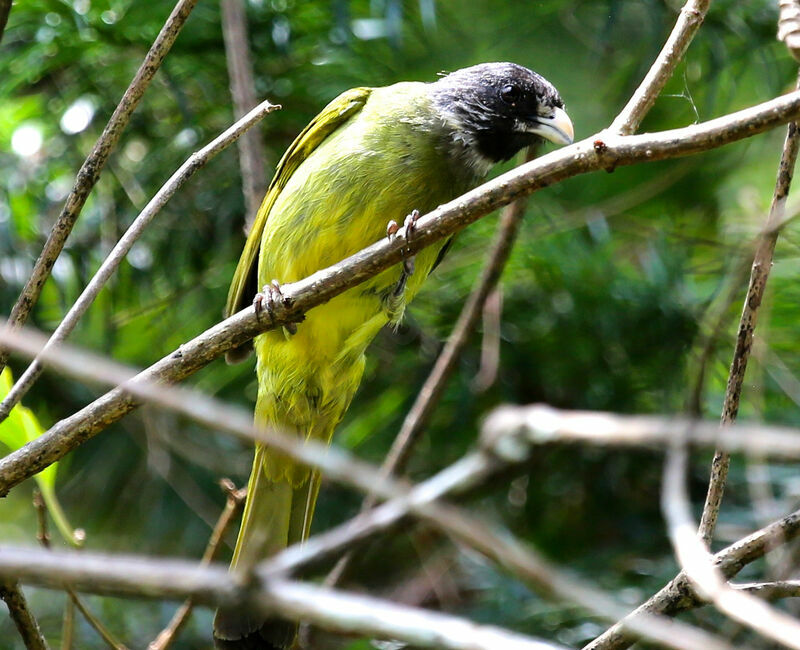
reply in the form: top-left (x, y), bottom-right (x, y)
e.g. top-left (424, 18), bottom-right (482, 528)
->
top-left (253, 279), bottom-right (298, 334)
top-left (385, 209), bottom-right (420, 322)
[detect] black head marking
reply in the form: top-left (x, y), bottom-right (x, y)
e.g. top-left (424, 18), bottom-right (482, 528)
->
top-left (430, 62), bottom-right (570, 163)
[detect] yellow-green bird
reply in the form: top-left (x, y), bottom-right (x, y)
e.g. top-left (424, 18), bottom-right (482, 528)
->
top-left (213, 62), bottom-right (573, 649)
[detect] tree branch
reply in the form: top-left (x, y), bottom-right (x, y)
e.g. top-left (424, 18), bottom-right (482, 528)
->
top-left (0, 99), bottom-right (280, 424)
top-left (326, 147), bottom-right (537, 588)
top-left (697, 73), bottom-right (800, 546)
top-left (734, 581), bottom-right (800, 600)
top-left (4, 88), bottom-right (800, 494)
top-left (0, 0), bottom-right (200, 376)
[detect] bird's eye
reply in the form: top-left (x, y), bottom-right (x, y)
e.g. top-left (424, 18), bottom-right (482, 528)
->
top-left (500, 84), bottom-right (521, 104)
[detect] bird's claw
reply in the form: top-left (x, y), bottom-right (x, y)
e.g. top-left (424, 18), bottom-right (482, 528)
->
top-left (253, 279), bottom-right (284, 315)
top-left (253, 280), bottom-right (298, 334)
top-left (400, 209), bottom-right (419, 276)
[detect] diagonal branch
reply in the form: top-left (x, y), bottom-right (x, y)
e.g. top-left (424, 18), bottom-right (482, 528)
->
top-left (148, 480), bottom-right (246, 650)
top-left (697, 73), bottom-right (800, 546)
top-left (0, 99), bottom-right (280, 425)
top-left (0, 0), bottom-right (200, 376)
top-left (3, 88), bottom-right (800, 494)
top-left (325, 147), bottom-right (537, 588)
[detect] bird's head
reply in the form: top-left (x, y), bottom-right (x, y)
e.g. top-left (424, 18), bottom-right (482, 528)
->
top-left (430, 62), bottom-right (573, 165)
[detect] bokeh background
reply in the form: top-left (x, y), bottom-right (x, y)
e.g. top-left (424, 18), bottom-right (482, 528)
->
top-left (2, 0), bottom-right (800, 648)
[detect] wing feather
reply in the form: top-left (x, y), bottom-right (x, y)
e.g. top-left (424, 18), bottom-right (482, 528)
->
top-left (225, 87), bottom-right (372, 322)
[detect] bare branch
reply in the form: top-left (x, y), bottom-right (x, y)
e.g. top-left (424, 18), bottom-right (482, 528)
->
top-left (386, 150), bottom-right (535, 476)
top-left (4, 89), bottom-right (800, 493)
top-left (0, 0), bottom-right (200, 375)
top-left (0, 547), bottom-right (568, 650)
top-left (326, 147), bottom-right (536, 588)
top-left (220, 0), bottom-right (268, 231)
top-left (662, 438), bottom-right (800, 648)
top-left (0, 99), bottom-right (280, 424)
top-left (0, 580), bottom-right (48, 650)
top-left (698, 74), bottom-right (800, 546)
top-left (610, 0), bottom-right (711, 134)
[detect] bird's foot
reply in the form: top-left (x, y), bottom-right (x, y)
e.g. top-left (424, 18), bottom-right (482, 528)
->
top-left (253, 280), bottom-right (298, 334)
top-left (387, 209), bottom-right (420, 300)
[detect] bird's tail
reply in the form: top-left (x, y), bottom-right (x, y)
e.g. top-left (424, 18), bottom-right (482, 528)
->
top-left (213, 445), bottom-right (322, 649)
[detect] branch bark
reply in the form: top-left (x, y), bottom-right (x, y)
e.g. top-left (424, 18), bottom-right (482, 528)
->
top-left (697, 74), bottom-right (800, 546)
top-left (326, 147), bottom-right (537, 588)
top-left (0, 0), bottom-right (199, 376)
top-left (4, 88), bottom-right (800, 494)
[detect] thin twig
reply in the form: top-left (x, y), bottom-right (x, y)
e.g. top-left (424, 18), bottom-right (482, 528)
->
top-left (0, 0), bottom-right (199, 376)
top-left (0, 99), bottom-right (280, 424)
top-left (697, 72), bottom-right (800, 546)
top-left (4, 87), bottom-right (800, 493)
top-left (220, 0), bottom-right (268, 231)
top-left (662, 434), bottom-right (800, 648)
top-left (610, 0), bottom-right (711, 134)
top-left (326, 147), bottom-right (536, 588)
top-left (148, 480), bottom-right (246, 650)
top-left (0, 580), bottom-right (49, 650)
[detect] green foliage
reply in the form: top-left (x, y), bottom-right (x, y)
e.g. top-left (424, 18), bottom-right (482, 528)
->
top-left (2, 1), bottom-right (800, 648)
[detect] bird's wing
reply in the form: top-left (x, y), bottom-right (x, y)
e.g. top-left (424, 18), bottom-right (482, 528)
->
top-left (225, 86), bottom-right (372, 320)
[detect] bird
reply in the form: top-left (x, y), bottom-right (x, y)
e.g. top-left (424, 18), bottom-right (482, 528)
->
top-left (213, 61), bottom-right (573, 649)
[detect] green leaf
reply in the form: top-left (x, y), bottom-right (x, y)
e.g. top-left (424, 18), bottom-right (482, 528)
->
top-left (0, 368), bottom-right (80, 546)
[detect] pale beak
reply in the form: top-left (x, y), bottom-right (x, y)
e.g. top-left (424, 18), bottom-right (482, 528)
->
top-left (527, 106), bottom-right (574, 145)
